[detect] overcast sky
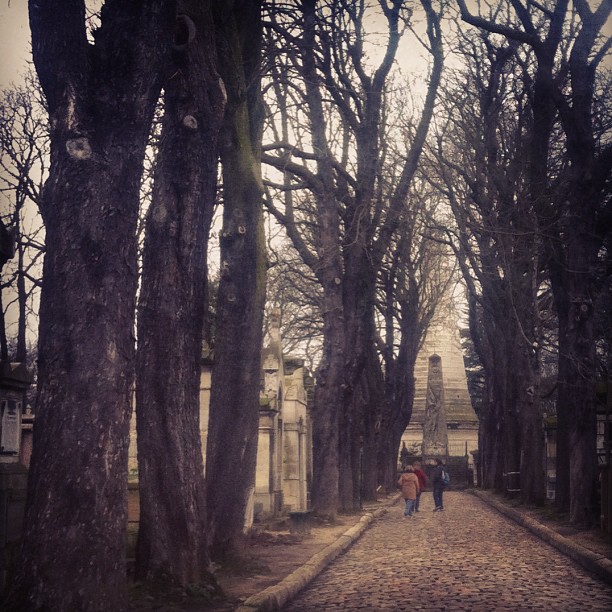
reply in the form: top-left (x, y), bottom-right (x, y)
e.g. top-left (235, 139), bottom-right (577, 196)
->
top-left (0, 1), bottom-right (436, 91)
top-left (0, 1), bottom-right (30, 88)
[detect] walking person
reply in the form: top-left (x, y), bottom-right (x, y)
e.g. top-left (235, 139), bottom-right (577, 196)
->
top-left (432, 458), bottom-right (447, 512)
top-left (413, 461), bottom-right (427, 512)
top-left (397, 465), bottom-right (420, 518)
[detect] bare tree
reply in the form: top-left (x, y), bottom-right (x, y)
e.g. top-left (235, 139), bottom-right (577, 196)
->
top-left (458, 0), bottom-right (612, 525)
top-left (0, 78), bottom-right (47, 362)
top-left (134, 0), bottom-right (225, 589)
top-left (263, 0), bottom-right (443, 516)
top-left (375, 191), bottom-right (455, 491)
top-left (205, 0), bottom-right (268, 561)
top-left (427, 29), bottom-right (548, 503)
top-left (7, 2), bottom-right (174, 609)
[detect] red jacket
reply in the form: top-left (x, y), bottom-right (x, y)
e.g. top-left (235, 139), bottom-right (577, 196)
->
top-left (414, 468), bottom-right (427, 491)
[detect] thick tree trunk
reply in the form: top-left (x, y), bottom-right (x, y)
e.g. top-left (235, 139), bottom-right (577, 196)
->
top-left (564, 244), bottom-right (598, 526)
top-left (206, 0), bottom-right (267, 560)
top-left (512, 236), bottom-right (545, 506)
top-left (359, 345), bottom-right (385, 501)
top-left (135, 1), bottom-right (225, 587)
top-left (310, 289), bottom-right (344, 517)
top-left (515, 343), bottom-right (545, 505)
top-left (482, 363), bottom-right (509, 493)
top-left (8, 4), bottom-right (173, 610)
top-left (376, 368), bottom-right (416, 493)
top-left (18, 162), bottom-right (138, 611)
top-left (299, 0), bottom-right (346, 519)
top-left (16, 232), bottom-right (27, 362)
top-left (338, 256), bottom-right (376, 510)
top-left (0, 218), bottom-right (11, 360)
top-left (503, 376), bottom-right (522, 498)
top-left (549, 182), bottom-right (600, 525)
top-left (554, 314), bottom-right (571, 513)
top-left (480, 403), bottom-right (504, 491)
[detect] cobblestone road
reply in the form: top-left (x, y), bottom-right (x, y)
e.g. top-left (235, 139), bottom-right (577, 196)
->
top-left (283, 492), bottom-right (612, 611)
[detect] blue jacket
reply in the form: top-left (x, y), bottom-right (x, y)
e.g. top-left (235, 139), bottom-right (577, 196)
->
top-left (433, 464), bottom-right (445, 487)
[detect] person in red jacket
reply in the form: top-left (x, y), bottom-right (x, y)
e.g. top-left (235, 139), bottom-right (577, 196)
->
top-left (413, 461), bottom-right (427, 512)
top-left (397, 465), bottom-right (420, 518)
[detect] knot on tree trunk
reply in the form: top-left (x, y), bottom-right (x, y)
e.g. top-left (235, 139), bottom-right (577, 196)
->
top-left (174, 15), bottom-right (196, 51)
top-left (66, 137), bottom-right (92, 160)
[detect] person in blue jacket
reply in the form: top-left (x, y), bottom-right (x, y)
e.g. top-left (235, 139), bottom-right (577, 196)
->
top-left (432, 458), bottom-right (447, 512)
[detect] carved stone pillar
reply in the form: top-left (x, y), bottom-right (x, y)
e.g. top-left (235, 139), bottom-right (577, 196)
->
top-left (422, 354), bottom-right (448, 457)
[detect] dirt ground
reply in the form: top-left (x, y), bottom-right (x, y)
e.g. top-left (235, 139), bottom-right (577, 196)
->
top-left (212, 510), bottom-right (367, 609)
top-left (511, 502), bottom-right (612, 559)
top-left (128, 496), bottom-right (393, 611)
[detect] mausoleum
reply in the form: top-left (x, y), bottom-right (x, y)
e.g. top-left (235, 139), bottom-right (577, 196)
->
top-left (128, 309), bottom-right (312, 523)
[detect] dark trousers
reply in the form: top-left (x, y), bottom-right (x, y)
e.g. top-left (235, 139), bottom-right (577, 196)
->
top-left (433, 485), bottom-right (444, 509)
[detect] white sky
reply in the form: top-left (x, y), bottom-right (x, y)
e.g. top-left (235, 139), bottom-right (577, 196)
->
top-left (0, 1), bottom-right (432, 89)
top-left (0, 1), bottom-right (610, 91)
top-left (0, 1), bottom-right (30, 89)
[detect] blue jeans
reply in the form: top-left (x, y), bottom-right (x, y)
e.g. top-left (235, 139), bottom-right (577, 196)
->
top-left (433, 485), bottom-right (444, 510)
top-left (404, 498), bottom-right (416, 516)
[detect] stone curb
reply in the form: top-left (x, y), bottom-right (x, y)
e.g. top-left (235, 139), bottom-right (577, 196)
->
top-left (234, 494), bottom-right (401, 612)
top-left (471, 489), bottom-right (612, 586)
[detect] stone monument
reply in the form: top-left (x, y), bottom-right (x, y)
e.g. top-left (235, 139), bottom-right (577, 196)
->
top-left (400, 305), bottom-right (479, 470)
top-left (422, 354), bottom-right (448, 457)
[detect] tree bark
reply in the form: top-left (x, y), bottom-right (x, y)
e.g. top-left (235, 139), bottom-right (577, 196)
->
top-left (552, 289), bottom-right (571, 512)
top-left (553, 215), bottom-right (600, 526)
top-left (205, 0), bottom-right (267, 560)
top-left (8, 2), bottom-right (173, 609)
top-left (135, 1), bottom-right (225, 587)
top-left (0, 218), bottom-right (12, 361)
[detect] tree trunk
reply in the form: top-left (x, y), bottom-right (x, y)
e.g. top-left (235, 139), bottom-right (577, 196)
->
top-left (377, 370), bottom-right (416, 494)
top-left (15, 225), bottom-right (27, 362)
top-left (338, 255), bottom-right (376, 510)
top-left (310, 288), bottom-right (344, 517)
top-left (563, 237), bottom-right (599, 526)
top-left (511, 227), bottom-right (545, 506)
top-left (359, 344), bottom-right (385, 501)
top-left (484, 347), bottom-right (510, 493)
top-left (554, 310), bottom-right (571, 513)
top-left (548, 143), bottom-right (602, 526)
top-left (298, 0), bottom-right (346, 519)
top-left (135, 1), bottom-right (225, 587)
top-left (503, 369), bottom-right (522, 498)
top-left (515, 341), bottom-right (545, 505)
top-left (9, 4), bottom-right (173, 609)
top-left (0, 218), bottom-right (11, 361)
top-left (206, 0), bottom-right (267, 560)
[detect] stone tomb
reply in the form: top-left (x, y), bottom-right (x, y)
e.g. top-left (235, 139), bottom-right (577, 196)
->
top-left (128, 311), bottom-right (312, 524)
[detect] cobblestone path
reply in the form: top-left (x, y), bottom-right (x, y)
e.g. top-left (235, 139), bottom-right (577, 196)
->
top-left (283, 492), bottom-right (612, 611)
